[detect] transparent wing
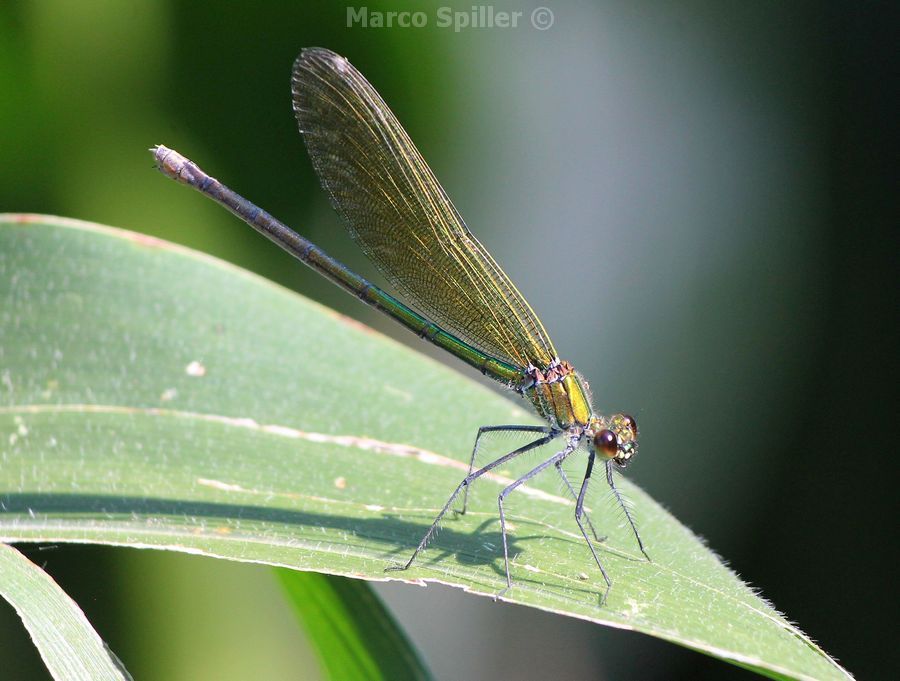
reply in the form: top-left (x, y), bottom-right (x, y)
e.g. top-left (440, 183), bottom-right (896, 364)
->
top-left (291, 48), bottom-right (557, 369)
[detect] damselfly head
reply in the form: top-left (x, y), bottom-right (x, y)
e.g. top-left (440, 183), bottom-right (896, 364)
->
top-left (590, 413), bottom-right (639, 467)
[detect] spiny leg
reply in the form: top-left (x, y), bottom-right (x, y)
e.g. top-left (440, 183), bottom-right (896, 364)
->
top-left (386, 432), bottom-right (559, 574)
top-left (555, 461), bottom-right (605, 542)
top-left (471, 431), bottom-right (603, 542)
top-left (605, 460), bottom-right (651, 562)
top-left (574, 450), bottom-right (612, 602)
top-left (459, 425), bottom-right (555, 516)
top-left (496, 442), bottom-right (577, 598)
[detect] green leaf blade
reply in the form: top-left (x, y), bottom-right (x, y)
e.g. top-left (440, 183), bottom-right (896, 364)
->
top-left (0, 543), bottom-right (131, 681)
top-left (276, 571), bottom-right (431, 681)
top-left (0, 215), bottom-right (851, 680)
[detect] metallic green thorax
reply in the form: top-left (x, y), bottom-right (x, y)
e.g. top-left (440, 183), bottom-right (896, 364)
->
top-left (522, 360), bottom-right (593, 429)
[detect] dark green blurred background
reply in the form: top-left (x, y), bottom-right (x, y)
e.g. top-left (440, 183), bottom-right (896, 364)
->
top-left (0, 1), bottom-right (893, 679)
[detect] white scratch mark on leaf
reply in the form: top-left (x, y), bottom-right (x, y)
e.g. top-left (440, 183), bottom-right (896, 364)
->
top-left (185, 361), bottom-right (206, 377)
top-left (2, 404), bottom-right (573, 506)
top-left (262, 424), bottom-right (301, 438)
top-left (197, 478), bottom-right (246, 492)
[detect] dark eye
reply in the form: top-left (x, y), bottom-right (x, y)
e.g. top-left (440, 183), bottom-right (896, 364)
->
top-left (594, 429), bottom-right (618, 458)
top-left (624, 414), bottom-right (638, 437)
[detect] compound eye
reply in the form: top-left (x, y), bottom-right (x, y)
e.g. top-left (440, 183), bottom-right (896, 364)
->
top-left (624, 414), bottom-right (638, 438)
top-left (594, 429), bottom-right (618, 458)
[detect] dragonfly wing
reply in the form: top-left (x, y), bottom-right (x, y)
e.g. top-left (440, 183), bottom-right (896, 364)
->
top-left (292, 48), bottom-right (557, 370)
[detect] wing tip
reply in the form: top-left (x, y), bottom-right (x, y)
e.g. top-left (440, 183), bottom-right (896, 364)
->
top-left (295, 47), bottom-right (351, 75)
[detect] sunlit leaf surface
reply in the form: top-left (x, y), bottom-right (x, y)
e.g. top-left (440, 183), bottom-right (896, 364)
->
top-left (0, 215), bottom-right (850, 680)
